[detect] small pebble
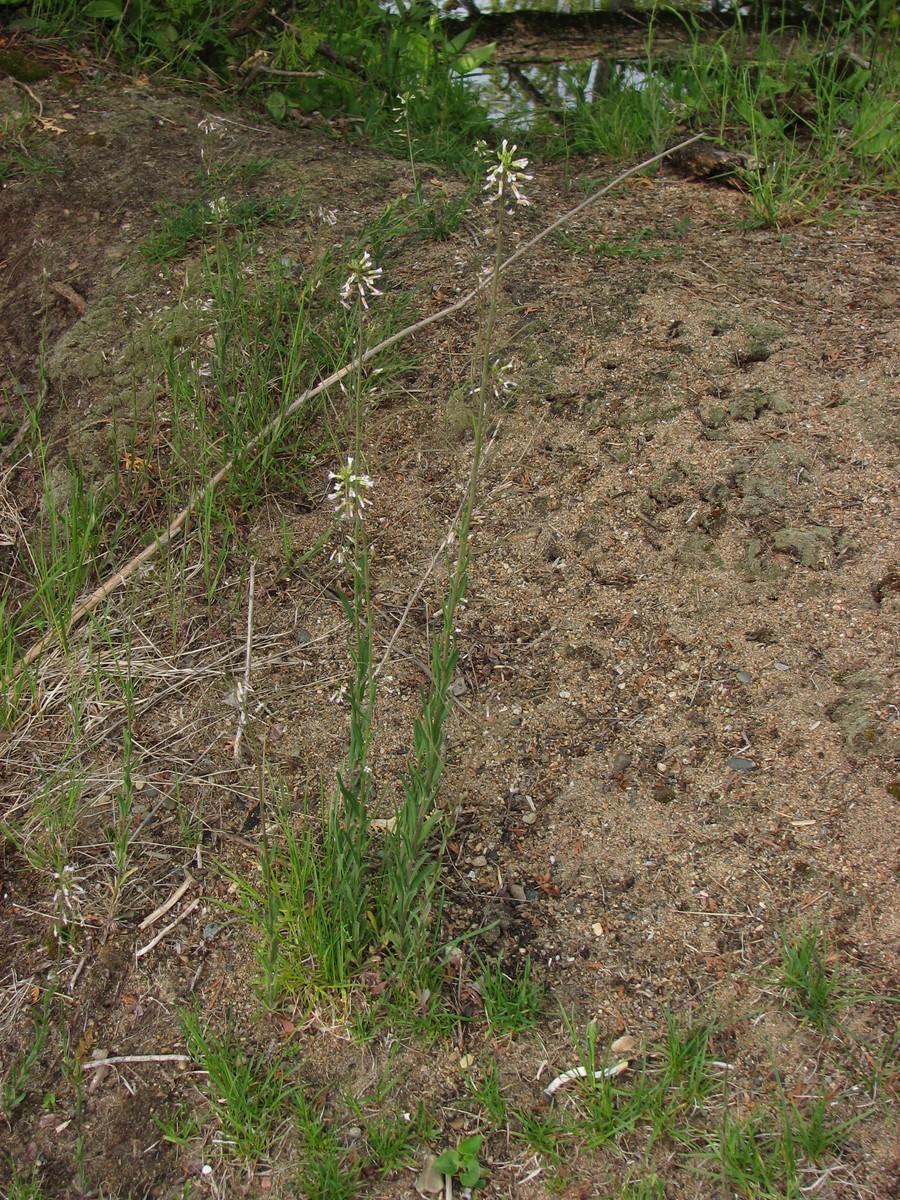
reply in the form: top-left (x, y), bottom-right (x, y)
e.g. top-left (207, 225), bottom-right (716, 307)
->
top-left (610, 751), bottom-right (632, 777)
top-left (736, 670), bottom-right (753, 684)
top-left (727, 756), bottom-right (756, 772)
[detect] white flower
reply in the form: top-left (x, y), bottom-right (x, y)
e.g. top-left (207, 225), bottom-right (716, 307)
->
top-left (206, 196), bottom-right (228, 220)
top-left (329, 683), bottom-right (349, 705)
top-left (482, 139), bottom-right (532, 208)
top-left (340, 250), bottom-right (383, 310)
top-left (52, 864), bottom-right (85, 938)
top-left (393, 91), bottom-right (416, 132)
top-left (317, 205), bottom-right (338, 226)
top-left (473, 359), bottom-right (518, 404)
top-left (198, 116), bottom-right (224, 135)
top-left (326, 456), bottom-right (374, 522)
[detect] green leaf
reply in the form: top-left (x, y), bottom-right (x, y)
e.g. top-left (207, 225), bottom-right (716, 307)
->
top-left (432, 1149), bottom-right (460, 1175)
top-left (453, 42), bottom-right (495, 75)
top-left (266, 91), bottom-right (288, 122)
top-left (447, 28), bottom-right (474, 53)
top-left (458, 1135), bottom-right (483, 1157)
top-left (459, 1160), bottom-right (482, 1187)
top-left (84, 1), bottom-right (123, 18)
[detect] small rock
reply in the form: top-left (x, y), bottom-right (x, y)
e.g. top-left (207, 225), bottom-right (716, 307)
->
top-left (416, 1156), bottom-right (443, 1197)
top-left (610, 751), bottom-right (632, 777)
top-left (727, 757), bottom-right (756, 772)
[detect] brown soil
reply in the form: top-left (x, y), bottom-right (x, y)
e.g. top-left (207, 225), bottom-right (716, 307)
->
top-left (1, 62), bottom-right (898, 1200)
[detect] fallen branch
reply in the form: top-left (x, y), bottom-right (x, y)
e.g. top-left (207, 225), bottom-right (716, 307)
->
top-left (543, 1058), bottom-right (630, 1097)
top-left (13, 135), bottom-right (705, 678)
top-left (81, 1053), bottom-right (191, 1070)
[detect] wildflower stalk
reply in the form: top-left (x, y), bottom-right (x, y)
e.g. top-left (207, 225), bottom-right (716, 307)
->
top-left (378, 143), bottom-right (532, 983)
top-left (394, 92), bottom-right (420, 203)
top-left (322, 252), bottom-right (382, 983)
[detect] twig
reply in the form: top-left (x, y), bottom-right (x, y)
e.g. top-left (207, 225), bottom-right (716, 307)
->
top-left (253, 66), bottom-right (325, 78)
top-left (138, 875), bottom-right (196, 930)
top-left (543, 1058), bottom-right (631, 1097)
top-left (135, 897), bottom-right (200, 960)
top-left (11, 135), bottom-right (706, 677)
top-left (81, 1053), bottom-right (192, 1070)
top-left (11, 78), bottom-right (43, 119)
top-left (233, 561), bottom-right (256, 761)
top-left (68, 950), bottom-right (90, 992)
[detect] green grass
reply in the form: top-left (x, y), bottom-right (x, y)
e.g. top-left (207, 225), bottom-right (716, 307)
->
top-left (549, 6), bottom-right (899, 225)
top-left (21, 0), bottom-right (900, 224)
top-left (140, 191), bottom-right (303, 264)
top-left (0, 104), bottom-right (59, 183)
top-left (0, 986), bottom-right (55, 1121)
top-left (778, 924), bottom-right (845, 1031)
top-left (478, 954), bottom-right (544, 1034)
top-left (181, 1010), bottom-right (297, 1161)
top-left (0, 1162), bottom-right (51, 1200)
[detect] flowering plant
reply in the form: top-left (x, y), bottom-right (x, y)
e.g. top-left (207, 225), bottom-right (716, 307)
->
top-left (340, 250), bottom-right (383, 310)
top-left (479, 139), bottom-right (532, 208)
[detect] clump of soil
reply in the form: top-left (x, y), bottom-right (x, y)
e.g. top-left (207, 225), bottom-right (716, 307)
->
top-left (1, 61), bottom-right (898, 1200)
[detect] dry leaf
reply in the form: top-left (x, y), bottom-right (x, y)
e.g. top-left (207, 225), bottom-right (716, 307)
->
top-left (610, 1035), bottom-right (638, 1056)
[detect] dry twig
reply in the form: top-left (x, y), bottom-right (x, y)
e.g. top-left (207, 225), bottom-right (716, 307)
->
top-left (135, 897), bottom-right (201, 960)
top-left (138, 875), bottom-right (196, 930)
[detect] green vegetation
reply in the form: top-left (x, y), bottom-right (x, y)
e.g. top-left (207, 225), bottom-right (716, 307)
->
top-left (433, 1133), bottom-right (486, 1189)
top-left (778, 923), bottom-right (845, 1030)
top-left (0, 2), bottom-right (898, 1196)
top-left (7, 0), bottom-right (896, 222)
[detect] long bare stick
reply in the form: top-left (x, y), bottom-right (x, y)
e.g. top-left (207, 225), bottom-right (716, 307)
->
top-left (233, 560), bottom-right (256, 760)
top-left (81, 1053), bottom-right (192, 1070)
top-left (14, 136), bottom-right (705, 677)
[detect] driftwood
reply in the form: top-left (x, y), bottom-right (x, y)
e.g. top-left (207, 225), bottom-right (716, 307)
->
top-left (12, 134), bottom-right (705, 680)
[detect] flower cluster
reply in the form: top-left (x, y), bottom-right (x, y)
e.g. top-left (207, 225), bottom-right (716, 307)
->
top-left (198, 115), bottom-right (224, 136)
top-left (52, 863), bottom-right (85, 939)
top-left (472, 359), bottom-right (518, 406)
top-left (489, 359), bottom-right (517, 403)
top-left (340, 250), bottom-right (383, 310)
top-left (393, 90), bottom-right (417, 135)
top-left (327, 456), bottom-right (374, 523)
top-left (479, 139), bottom-right (532, 208)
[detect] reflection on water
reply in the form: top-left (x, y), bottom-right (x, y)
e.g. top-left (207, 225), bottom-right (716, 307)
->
top-left (435, 0), bottom-right (763, 126)
top-left (442, 0), bottom-right (750, 15)
top-left (430, 0), bottom-right (864, 126)
top-left (463, 58), bottom-right (668, 127)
